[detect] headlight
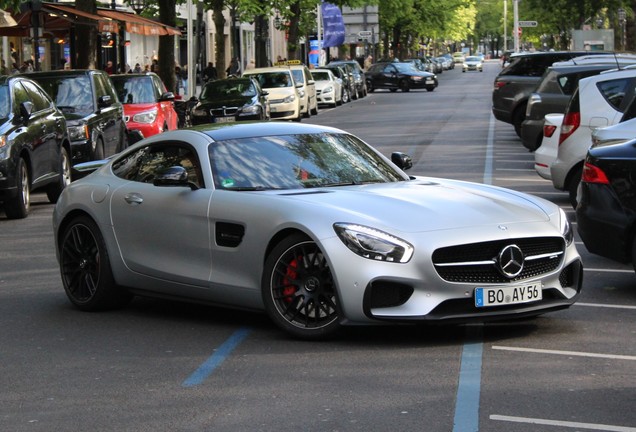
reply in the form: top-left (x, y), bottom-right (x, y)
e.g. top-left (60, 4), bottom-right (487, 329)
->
top-left (334, 223), bottom-right (414, 263)
top-left (241, 105), bottom-right (259, 114)
top-left (283, 94), bottom-right (296, 103)
top-left (0, 135), bottom-right (6, 149)
top-left (298, 89), bottom-right (306, 98)
top-left (559, 208), bottom-right (574, 246)
top-left (132, 108), bottom-right (158, 124)
top-left (191, 105), bottom-right (207, 117)
top-left (67, 124), bottom-right (89, 141)
top-left (323, 86), bottom-right (334, 94)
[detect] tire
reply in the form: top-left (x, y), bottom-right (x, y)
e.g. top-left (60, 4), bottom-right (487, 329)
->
top-left (568, 165), bottom-right (583, 209)
top-left (631, 236), bottom-right (636, 274)
top-left (390, 88), bottom-right (398, 93)
top-left (351, 88), bottom-right (359, 100)
top-left (47, 147), bottom-right (71, 203)
top-left (400, 80), bottom-right (410, 92)
top-left (512, 104), bottom-right (527, 138)
top-left (426, 86), bottom-right (435, 92)
top-left (59, 216), bottom-right (132, 311)
top-left (342, 89), bottom-right (349, 104)
top-left (311, 103), bottom-right (318, 116)
top-left (4, 157), bottom-right (30, 219)
top-left (262, 233), bottom-right (340, 339)
top-left (367, 81), bottom-right (374, 93)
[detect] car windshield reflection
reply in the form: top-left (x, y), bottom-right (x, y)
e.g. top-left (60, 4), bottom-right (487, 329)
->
top-left (35, 75), bottom-right (93, 115)
top-left (112, 76), bottom-right (156, 104)
top-left (0, 86), bottom-right (9, 122)
top-left (394, 63), bottom-right (419, 73)
top-left (209, 133), bottom-right (406, 190)
top-left (200, 80), bottom-right (256, 101)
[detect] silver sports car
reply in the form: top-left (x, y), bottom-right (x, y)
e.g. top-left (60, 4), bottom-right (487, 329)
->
top-left (53, 122), bottom-right (583, 339)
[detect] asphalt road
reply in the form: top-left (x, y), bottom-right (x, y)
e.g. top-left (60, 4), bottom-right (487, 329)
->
top-left (1, 61), bottom-right (635, 432)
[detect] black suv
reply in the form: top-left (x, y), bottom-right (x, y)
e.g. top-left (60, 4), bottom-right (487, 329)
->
top-left (492, 51), bottom-right (605, 136)
top-left (0, 75), bottom-right (70, 219)
top-left (521, 64), bottom-right (619, 151)
top-left (22, 69), bottom-right (125, 163)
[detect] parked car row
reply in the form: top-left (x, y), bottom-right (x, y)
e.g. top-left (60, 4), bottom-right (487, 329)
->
top-left (491, 51), bottom-right (636, 274)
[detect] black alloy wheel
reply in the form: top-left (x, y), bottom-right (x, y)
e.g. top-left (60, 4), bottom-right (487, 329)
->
top-left (59, 216), bottom-right (132, 311)
top-left (262, 233), bottom-right (340, 339)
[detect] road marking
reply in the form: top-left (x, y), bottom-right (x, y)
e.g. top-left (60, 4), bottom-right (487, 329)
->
top-left (491, 414), bottom-right (636, 431)
top-left (495, 177), bottom-right (548, 182)
top-left (492, 346), bottom-right (636, 361)
top-left (576, 302), bottom-right (636, 310)
top-left (182, 327), bottom-right (251, 387)
top-left (453, 325), bottom-right (483, 432)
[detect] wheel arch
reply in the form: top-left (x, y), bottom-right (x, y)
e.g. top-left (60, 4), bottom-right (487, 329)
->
top-left (262, 228), bottom-right (312, 266)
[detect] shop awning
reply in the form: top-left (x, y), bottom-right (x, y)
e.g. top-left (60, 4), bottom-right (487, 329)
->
top-left (44, 3), bottom-right (119, 33)
top-left (97, 8), bottom-right (181, 36)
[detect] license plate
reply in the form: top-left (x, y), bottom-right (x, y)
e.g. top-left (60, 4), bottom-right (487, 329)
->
top-left (215, 116), bottom-right (235, 123)
top-left (270, 107), bottom-right (278, 112)
top-left (425, 79), bottom-right (434, 84)
top-left (475, 283), bottom-right (542, 307)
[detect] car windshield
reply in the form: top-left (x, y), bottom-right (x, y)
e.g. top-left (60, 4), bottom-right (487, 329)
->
top-left (112, 76), bottom-right (156, 104)
top-left (200, 80), bottom-right (256, 100)
top-left (248, 72), bottom-right (292, 88)
top-left (35, 75), bottom-right (93, 115)
top-left (0, 85), bottom-right (9, 122)
top-left (209, 133), bottom-right (407, 190)
top-left (466, 57), bottom-right (480, 62)
top-left (311, 71), bottom-right (330, 81)
top-left (394, 63), bottom-right (418, 73)
top-left (291, 70), bottom-right (304, 84)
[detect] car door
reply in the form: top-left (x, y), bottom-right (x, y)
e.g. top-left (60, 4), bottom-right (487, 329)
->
top-left (383, 64), bottom-right (398, 88)
top-left (94, 72), bottom-right (124, 156)
top-left (303, 66), bottom-right (317, 111)
top-left (153, 74), bottom-right (177, 130)
top-left (110, 142), bottom-right (212, 288)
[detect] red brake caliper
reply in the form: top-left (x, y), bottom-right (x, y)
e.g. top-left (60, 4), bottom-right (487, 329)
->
top-left (282, 257), bottom-right (299, 303)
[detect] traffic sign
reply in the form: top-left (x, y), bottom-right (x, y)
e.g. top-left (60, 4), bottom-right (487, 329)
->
top-left (518, 21), bottom-right (538, 27)
top-left (358, 30), bottom-right (372, 38)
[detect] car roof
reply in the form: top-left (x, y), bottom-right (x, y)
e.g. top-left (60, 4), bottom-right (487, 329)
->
top-left (193, 121), bottom-right (346, 142)
top-left (244, 67), bottom-right (292, 74)
top-left (21, 69), bottom-right (105, 77)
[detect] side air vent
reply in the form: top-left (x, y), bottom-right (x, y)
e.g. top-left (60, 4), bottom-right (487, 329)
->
top-left (216, 222), bottom-right (245, 247)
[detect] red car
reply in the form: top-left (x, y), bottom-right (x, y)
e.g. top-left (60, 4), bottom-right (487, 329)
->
top-left (110, 73), bottom-right (178, 140)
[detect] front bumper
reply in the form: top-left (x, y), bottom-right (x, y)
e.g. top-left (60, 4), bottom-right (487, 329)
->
top-left (521, 118), bottom-right (544, 151)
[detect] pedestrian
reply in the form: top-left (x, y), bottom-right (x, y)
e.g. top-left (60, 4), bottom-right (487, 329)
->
top-left (104, 60), bottom-right (114, 74)
top-left (246, 59), bottom-right (256, 70)
top-left (226, 58), bottom-right (240, 77)
top-left (175, 66), bottom-right (183, 95)
top-left (133, 63), bottom-right (142, 73)
top-left (202, 62), bottom-right (217, 82)
top-left (364, 55), bottom-right (373, 70)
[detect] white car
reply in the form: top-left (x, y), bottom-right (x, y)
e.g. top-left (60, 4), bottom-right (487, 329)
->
top-left (463, 56), bottom-right (483, 72)
top-left (534, 113), bottom-right (563, 181)
top-left (289, 64), bottom-right (318, 117)
top-left (242, 67), bottom-right (302, 121)
top-left (550, 69), bottom-right (636, 207)
top-left (591, 100), bottom-right (636, 145)
top-left (312, 68), bottom-right (343, 108)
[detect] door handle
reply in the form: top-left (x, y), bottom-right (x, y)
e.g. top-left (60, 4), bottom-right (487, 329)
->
top-left (124, 193), bottom-right (143, 205)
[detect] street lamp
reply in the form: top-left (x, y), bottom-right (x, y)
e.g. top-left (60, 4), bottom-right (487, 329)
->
top-left (127, 0), bottom-right (147, 15)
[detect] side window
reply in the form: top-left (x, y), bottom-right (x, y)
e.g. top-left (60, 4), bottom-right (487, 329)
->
top-left (12, 81), bottom-right (30, 115)
top-left (93, 74), bottom-right (107, 99)
top-left (112, 143), bottom-right (203, 188)
top-left (22, 80), bottom-right (52, 112)
top-left (596, 78), bottom-right (630, 110)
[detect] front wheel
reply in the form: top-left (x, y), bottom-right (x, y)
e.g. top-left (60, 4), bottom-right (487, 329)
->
top-left (262, 234), bottom-right (340, 339)
top-left (5, 157), bottom-right (30, 219)
top-left (47, 147), bottom-right (71, 203)
top-left (59, 216), bottom-right (132, 311)
top-left (426, 86), bottom-right (435, 92)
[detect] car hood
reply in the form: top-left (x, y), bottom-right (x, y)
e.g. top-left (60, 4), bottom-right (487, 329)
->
top-left (196, 97), bottom-right (253, 109)
top-left (123, 103), bottom-right (159, 115)
top-left (279, 178), bottom-right (551, 233)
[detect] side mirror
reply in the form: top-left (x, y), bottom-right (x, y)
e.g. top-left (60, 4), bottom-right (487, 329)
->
top-left (98, 95), bottom-right (113, 108)
top-left (159, 91), bottom-right (175, 102)
top-left (391, 152), bottom-right (413, 171)
top-left (261, 90), bottom-right (269, 97)
top-left (126, 129), bottom-right (144, 146)
top-left (153, 166), bottom-right (198, 190)
top-left (17, 101), bottom-right (34, 124)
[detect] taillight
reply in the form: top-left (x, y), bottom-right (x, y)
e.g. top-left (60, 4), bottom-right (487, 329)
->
top-left (582, 162), bottom-right (609, 184)
top-left (494, 80), bottom-right (506, 90)
top-left (543, 124), bottom-right (557, 138)
top-left (559, 111), bottom-right (580, 145)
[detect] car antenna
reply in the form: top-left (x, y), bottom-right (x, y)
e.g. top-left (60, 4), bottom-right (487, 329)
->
top-left (614, 52), bottom-right (621, 70)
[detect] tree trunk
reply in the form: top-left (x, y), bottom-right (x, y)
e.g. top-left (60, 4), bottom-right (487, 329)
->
top-left (158, 0), bottom-right (177, 94)
top-left (286, 1), bottom-right (302, 61)
top-left (75, 0), bottom-right (98, 69)
top-left (255, 15), bottom-right (269, 67)
top-left (212, 0), bottom-right (226, 78)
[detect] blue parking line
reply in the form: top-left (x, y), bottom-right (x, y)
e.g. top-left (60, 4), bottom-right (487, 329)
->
top-left (453, 325), bottom-right (484, 432)
top-left (182, 327), bottom-right (252, 387)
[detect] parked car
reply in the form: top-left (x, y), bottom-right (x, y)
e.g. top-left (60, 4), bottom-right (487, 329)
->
top-left (322, 64), bottom-right (352, 104)
top-left (534, 113), bottom-right (564, 181)
top-left (551, 69), bottom-right (636, 207)
top-left (242, 67), bottom-right (302, 121)
top-left (289, 63), bottom-right (318, 117)
top-left (328, 60), bottom-right (367, 99)
top-left (311, 68), bottom-right (343, 107)
top-left (576, 137), bottom-right (636, 273)
top-left (521, 64), bottom-right (619, 151)
top-left (189, 77), bottom-right (270, 125)
top-left (462, 56), bottom-right (483, 72)
top-left (22, 69), bottom-right (126, 162)
top-left (53, 122), bottom-right (582, 340)
top-left (110, 72), bottom-right (178, 138)
top-left (0, 75), bottom-right (70, 219)
top-left (492, 51), bottom-right (603, 137)
top-left (366, 62), bottom-right (438, 92)
top-left (452, 52), bottom-right (465, 64)
top-left (590, 94), bottom-right (636, 146)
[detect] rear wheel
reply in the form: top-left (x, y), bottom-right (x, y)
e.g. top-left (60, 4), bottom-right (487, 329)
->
top-left (262, 233), bottom-right (340, 339)
top-left (59, 216), bottom-right (132, 311)
top-left (367, 81), bottom-right (374, 93)
top-left (47, 147), bottom-right (71, 203)
top-left (568, 165), bottom-right (583, 209)
top-left (426, 86), bottom-right (435, 92)
top-left (5, 157), bottom-right (29, 219)
top-left (512, 104), bottom-right (527, 138)
top-left (93, 138), bottom-right (105, 160)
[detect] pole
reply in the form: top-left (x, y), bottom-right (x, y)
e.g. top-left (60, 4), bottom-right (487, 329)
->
top-left (187, 0), bottom-right (194, 97)
top-left (317, 4), bottom-right (322, 66)
top-left (513, 0), bottom-right (519, 53)
top-left (503, 0), bottom-right (507, 52)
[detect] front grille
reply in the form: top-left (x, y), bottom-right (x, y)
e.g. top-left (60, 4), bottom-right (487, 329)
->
top-left (433, 237), bottom-right (565, 284)
top-left (210, 107), bottom-right (239, 116)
